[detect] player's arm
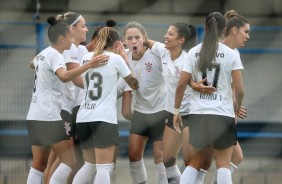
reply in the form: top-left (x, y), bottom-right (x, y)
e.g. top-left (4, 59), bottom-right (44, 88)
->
top-left (173, 71), bottom-right (191, 133)
top-left (231, 70), bottom-right (244, 115)
top-left (188, 78), bottom-right (216, 94)
top-left (65, 62), bottom-right (84, 88)
top-left (123, 74), bottom-right (139, 90)
top-left (29, 57), bottom-right (35, 69)
top-left (121, 91), bottom-right (133, 121)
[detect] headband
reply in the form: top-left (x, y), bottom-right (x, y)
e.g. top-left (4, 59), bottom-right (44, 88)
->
top-left (71, 15), bottom-right (81, 26)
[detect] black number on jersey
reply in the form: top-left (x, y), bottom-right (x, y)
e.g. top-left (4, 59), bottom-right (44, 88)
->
top-left (85, 72), bottom-right (103, 101)
top-left (33, 65), bottom-right (39, 93)
top-left (202, 63), bottom-right (220, 88)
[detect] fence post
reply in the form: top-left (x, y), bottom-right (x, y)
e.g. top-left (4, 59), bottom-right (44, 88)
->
top-left (35, 22), bottom-right (45, 54)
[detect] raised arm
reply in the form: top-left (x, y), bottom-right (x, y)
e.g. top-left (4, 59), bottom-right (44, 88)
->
top-left (56, 54), bottom-right (109, 85)
top-left (123, 74), bottom-right (139, 90)
top-left (145, 39), bottom-right (156, 49)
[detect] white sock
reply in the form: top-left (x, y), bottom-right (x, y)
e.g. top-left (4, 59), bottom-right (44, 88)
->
top-left (230, 162), bottom-right (238, 174)
top-left (129, 159), bottom-right (147, 184)
top-left (94, 164), bottom-right (111, 184)
top-left (180, 166), bottom-right (198, 184)
top-left (155, 162), bottom-right (168, 184)
top-left (27, 167), bottom-right (43, 184)
top-left (49, 163), bottom-right (72, 184)
top-left (166, 165), bottom-right (181, 184)
top-left (195, 168), bottom-right (207, 184)
top-left (72, 162), bottom-right (96, 184)
top-left (217, 168), bottom-right (232, 184)
top-left (211, 162), bottom-right (238, 184)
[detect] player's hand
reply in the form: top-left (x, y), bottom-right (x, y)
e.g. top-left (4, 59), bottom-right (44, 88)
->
top-left (190, 78), bottom-right (216, 94)
top-left (237, 106), bottom-right (247, 119)
top-left (173, 114), bottom-right (183, 134)
top-left (117, 41), bottom-right (129, 62)
top-left (89, 54), bottom-right (109, 67)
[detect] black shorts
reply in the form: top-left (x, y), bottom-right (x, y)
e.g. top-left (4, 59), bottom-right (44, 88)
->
top-left (188, 114), bottom-right (237, 149)
top-left (165, 111), bottom-right (190, 131)
top-left (130, 110), bottom-right (166, 141)
top-left (27, 120), bottom-right (70, 147)
top-left (60, 106), bottom-right (80, 144)
top-left (76, 121), bottom-right (119, 149)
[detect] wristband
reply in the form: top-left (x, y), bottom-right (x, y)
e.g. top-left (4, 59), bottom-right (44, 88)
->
top-left (173, 108), bottom-right (180, 114)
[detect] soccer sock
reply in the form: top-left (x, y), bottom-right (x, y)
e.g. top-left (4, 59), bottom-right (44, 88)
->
top-left (72, 162), bottom-right (96, 184)
top-left (195, 168), bottom-right (207, 184)
top-left (155, 162), bottom-right (168, 184)
top-left (230, 162), bottom-right (238, 174)
top-left (94, 164), bottom-right (111, 184)
top-left (27, 167), bottom-right (43, 184)
top-left (49, 163), bottom-right (72, 184)
top-left (180, 166), bottom-right (198, 184)
top-left (129, 159), bottom-right (147, 184)
top-left (217, 168), bottom-right (232, 184)
top-left (211, 162), bottom-right (238, 184)
top-left (166, 165), bottom-right (181, 184)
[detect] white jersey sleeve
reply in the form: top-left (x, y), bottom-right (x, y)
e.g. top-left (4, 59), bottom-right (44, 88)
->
top-left (151, 42), bottom-right (167, 58)
top-left (62, 43), bottom-right (80, 64)
top-left (117, 78), bottom-right (132, 99)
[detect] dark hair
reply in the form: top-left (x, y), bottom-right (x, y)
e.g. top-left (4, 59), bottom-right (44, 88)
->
top-left (91, 19), bottom-right (117, 40)
top-left (94, 27), bottom-right (120, 56)
top-left (56, 12), bottom-right (81, 26)
top-left (198, 12), bottom-right (226, 73)
top-left (172, 23), bottom-right (196, 52)
top-left (225, 10), bottom-right (249, 36)
top-left (47, 16), bottom-right (70, 44)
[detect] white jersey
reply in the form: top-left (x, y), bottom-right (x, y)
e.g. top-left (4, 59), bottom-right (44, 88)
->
top-left (26, 46), bottom-right (66, 121)
top-left (117, 78), bottom-right (132, 99)
top-left (127, 48), bottom-right (165, 113)
top-left (151, 42), bottom-right (191, 115)
top-left (74, 45), bottom-right (89, 107)
top-left (183, 43), bottom-right (244, 117)
top-left (76, 51), bottom-right (131, 124)
top-left (61, 44), bottom-right (89, 113)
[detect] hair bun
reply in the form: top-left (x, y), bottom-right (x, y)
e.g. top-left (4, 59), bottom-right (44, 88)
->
top-left (106, 19), bottom-right (116, 27)
top-left (47, 16), bottom-right (57, 25)
top-left (225, 10), bottom-right (238, 19)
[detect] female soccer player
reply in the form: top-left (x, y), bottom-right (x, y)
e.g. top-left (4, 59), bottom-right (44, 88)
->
top-left (174, 12), bottom-right (244, 184)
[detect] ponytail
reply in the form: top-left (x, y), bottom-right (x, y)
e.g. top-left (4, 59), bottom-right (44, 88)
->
top-left (198, 12), bottom-right (226, 73)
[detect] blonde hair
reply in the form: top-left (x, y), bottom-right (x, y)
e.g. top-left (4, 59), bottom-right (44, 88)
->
top-left (94, 26), bottom-right (120, 56)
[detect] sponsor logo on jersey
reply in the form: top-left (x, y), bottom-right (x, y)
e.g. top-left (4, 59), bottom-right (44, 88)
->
top-left (199, 93), bottom-right (221, 101)
top-left (174, 66), bottom-right (180, 77)
top-left (84, 103), bottom-right (96, 110)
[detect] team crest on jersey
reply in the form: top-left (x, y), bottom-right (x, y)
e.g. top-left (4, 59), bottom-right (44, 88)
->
top-left (174, 66), bottom-right (180, 77)
top-left (145, 62), bottom-right (153, 72)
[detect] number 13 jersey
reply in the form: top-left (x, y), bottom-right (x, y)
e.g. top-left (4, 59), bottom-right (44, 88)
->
top-left (76, 51), bottom-right (131, 124)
